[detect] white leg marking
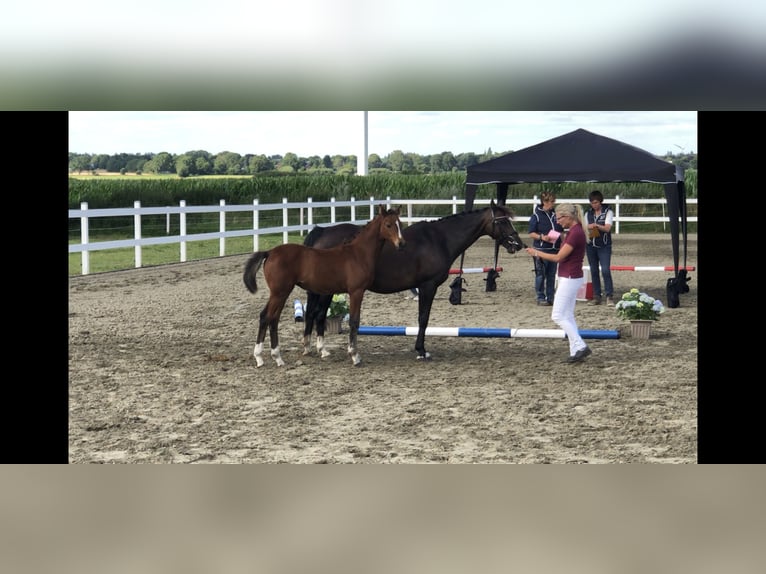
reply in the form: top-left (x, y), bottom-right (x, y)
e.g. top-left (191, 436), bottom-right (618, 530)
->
top-left (271, 346), bottom-right (285, 367)
top-left (317, 336), bottom-right (331, 358)
top-left (254, 343), bottom-right (265, 367)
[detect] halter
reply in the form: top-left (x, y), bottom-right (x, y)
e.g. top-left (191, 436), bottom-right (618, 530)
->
top-left (489, 204), bottom-right (522, 250)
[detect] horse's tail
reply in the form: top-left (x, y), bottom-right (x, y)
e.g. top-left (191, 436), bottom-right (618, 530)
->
top-left (243, 251), bottom-right (269, 294)
top-left (303, 225), bottom-right (325, 247)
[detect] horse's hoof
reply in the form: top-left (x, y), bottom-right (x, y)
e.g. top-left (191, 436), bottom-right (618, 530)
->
top-left (255, 358), bottom-right (265, 367)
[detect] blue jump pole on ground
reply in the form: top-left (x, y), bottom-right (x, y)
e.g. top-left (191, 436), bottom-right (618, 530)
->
top-left (358, 326), bottom-right (620, 339)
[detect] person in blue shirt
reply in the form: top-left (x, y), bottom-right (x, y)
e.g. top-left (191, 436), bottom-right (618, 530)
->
top-left (585, 189), bottom-right (615, 306)
top-left (527, 190), bottom-right (564, 306)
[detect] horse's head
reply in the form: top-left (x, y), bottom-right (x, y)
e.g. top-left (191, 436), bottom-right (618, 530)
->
top-left (377, 204), bottom-right (406, 250)
top-left (487, 200), bottom-right (527, 253)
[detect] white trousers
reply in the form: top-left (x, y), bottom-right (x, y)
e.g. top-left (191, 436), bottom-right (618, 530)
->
top-left (551, 276), bottom-right (587, 356)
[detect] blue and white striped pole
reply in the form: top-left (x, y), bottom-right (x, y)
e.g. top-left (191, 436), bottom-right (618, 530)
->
top-left (358, 326), bottom-right (620, 339)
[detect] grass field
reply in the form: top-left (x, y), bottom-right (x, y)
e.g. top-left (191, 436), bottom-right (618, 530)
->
top-left (68, 234), bottom-right (297, 276)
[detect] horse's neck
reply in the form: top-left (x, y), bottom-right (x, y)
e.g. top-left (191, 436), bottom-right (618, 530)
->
top-left (440, 210), bottom-right (490, 257)
top-left (353, 217), bottom-right (387, 261)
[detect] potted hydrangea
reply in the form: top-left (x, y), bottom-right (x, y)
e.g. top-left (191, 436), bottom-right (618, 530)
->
top-left (325, 293), bottom-right (349, 334)
top-left (615, 288), bottom-right (665, 339)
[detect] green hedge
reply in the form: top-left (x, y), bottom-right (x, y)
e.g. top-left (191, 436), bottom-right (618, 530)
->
top-left (69, 171), bottom-right (697, 209)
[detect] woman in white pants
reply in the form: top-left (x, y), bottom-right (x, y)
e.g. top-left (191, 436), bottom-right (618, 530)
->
top-left (525, 203), bottom-right (592, 363)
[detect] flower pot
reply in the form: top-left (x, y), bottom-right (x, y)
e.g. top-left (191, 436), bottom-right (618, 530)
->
top-left (325, 316), bottom-right (343, 334)
top-left (630, 320), bottom-right (653, 339)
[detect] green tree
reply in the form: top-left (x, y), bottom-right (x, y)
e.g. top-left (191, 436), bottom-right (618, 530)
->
top-left (248, 154), bottom-right (274, 174)
top-left (92, 154), bottom-right (110, 170)
top-left (154, 152), bottom-right (175, 173)
top-left (386, 150), bottom-right (415, 173)
top-left (280, 152), bottom-right (300, 171)
top-left (305, 155), bottom-right (323, 169)
top-left (368, 153), bottom-right (382, 169)
top-left (214, 151), bottom-right (243, 175)
top-left (175, 155), bottom-right (193, 178)
top-left (386, 150), bottom-right (406, 172)
top-left (69, 153), bottom-right (91, 174)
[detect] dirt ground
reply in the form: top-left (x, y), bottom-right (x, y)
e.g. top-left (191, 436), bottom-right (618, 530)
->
top-left (68, 233), bottom-right (697, 463)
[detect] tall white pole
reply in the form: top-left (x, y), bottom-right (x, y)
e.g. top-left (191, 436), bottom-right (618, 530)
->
top-left (358, 111), bottom-right (368, 176)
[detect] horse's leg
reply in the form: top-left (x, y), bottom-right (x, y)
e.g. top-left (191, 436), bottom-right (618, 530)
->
top-left (346, 291), bottom-right (363, 366)
top-left (302, 291), bottom-right (318, 355)
top-left (253, 306), bottom-right (271, 367)
top-left (255, 294), bottom-right (288, 367)
top-left (315, 294), bottom-right (332, 359)
top-left (414, 284), bottom-right (437, 361)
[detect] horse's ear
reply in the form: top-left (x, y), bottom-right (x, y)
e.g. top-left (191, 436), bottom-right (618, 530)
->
top-left (378, 204), bottom-right (385, 216)
top-left (490, 199), bottom-right (496, 208)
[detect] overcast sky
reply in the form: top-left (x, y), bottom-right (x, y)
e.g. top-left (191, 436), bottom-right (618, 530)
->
top-left (68, 111), bottom-right (697, 158)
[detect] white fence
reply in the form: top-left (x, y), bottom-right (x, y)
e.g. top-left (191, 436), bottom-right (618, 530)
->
top-left (68, 195), bottom-right (698, 275)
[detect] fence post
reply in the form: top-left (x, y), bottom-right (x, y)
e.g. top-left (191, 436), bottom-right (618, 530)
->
top-left (368, 196), bottom-right (374, 220)
top-left (180, 200), bottom-right (187, 263)
top-left (307, 197), bottom-right (313, 230)
top-left (134, 200), bottom-right (142, 269)
top-left (452, 195), bottom-right (457, 214)
top-left (219, 199), bottom-right (226, 257)
top-left (80, 201), bottom-right (90, 275)
top-left (282, 198), bottom-right (289, 244)
top-left (350, 196), bottom-right (356, 222)
top-left (252, 199), bottom-right (259, 252)
top-left (330, 197), bottom-right (336, 224)
top-left (614, 194), bottom-right (620, 235)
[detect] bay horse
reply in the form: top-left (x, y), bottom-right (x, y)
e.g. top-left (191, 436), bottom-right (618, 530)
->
top-left (302, 200), bottom-right (526, 360)
top-left (243, 205), bottom-right (404, 367)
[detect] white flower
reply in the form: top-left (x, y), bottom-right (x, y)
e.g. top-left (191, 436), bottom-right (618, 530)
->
top-left (615, 288), bottom-right (665, 321)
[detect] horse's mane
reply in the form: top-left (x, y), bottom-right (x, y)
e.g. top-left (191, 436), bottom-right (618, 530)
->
top-left (431, 204), bottom-right (515, 224)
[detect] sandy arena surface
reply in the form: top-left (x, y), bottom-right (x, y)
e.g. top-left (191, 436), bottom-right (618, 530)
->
top-left (69, 233), bottom-right (697, 463)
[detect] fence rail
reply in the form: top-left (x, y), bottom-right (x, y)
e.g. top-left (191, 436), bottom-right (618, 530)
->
top-left (68, 195), bottom-right (698, 275)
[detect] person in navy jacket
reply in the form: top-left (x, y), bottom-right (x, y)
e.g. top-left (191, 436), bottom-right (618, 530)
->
top-left (585, 189), bottom-right (615, 306)
top-left (527, 190), bottom-right (564, 306)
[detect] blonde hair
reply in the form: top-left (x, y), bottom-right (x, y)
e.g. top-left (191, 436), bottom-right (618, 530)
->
top-left (555, 202), bottom-right (583, 225)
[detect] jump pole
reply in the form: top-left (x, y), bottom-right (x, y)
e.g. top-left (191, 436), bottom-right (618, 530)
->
top-left (574, 265), bottom-right (696, 301)
top-left (583, 265), bottom-right (695, 272)
top-left (448, 266), bottom-right (502, 275)
top-left (358, 326), bottom-right (620, 339)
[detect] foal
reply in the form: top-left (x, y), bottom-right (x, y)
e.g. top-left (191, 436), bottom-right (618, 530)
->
top-left (243, 205), bottom-right (404, 367)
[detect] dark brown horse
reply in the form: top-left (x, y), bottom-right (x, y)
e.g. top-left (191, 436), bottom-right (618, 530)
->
top-left (302, 200), bottom-right (526, 360)
top-left (243, 205), bottom-right (404, 367)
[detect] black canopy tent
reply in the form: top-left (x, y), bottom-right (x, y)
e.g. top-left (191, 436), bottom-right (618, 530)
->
top-left (464, 128), bottom-right (689, 303)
